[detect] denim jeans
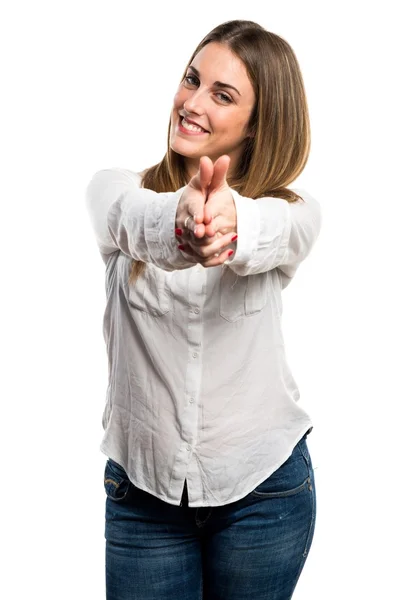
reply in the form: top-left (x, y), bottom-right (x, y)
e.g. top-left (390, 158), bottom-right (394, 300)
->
top-left (104, 430), bottom-right (316, 599)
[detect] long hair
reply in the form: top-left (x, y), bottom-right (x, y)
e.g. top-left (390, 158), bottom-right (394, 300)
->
top-left (129, 19), bottom-right (311, 284)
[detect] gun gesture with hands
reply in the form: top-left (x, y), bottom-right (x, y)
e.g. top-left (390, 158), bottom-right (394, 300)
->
top-left (175, 155), bottom-right (238, 268)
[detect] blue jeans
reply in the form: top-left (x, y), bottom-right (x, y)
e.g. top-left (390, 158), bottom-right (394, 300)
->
top-left (104, 430), bottom-right (316, 599)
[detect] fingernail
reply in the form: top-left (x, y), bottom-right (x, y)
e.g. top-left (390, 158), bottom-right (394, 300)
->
top-left (231, 235), bottom-right (238, 242)
top-left (178, 244), bottom-right (185, 251)
top-left (175, 228), bottom-right (183, 236)
top-left (228, 250), bottom-right (234, 257)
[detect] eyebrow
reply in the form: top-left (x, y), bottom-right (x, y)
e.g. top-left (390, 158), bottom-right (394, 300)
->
top-left (187, 65), bottom-right (242, 97)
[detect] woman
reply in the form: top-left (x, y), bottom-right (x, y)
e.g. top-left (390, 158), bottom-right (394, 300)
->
top-left (86, 19), bottom-right (322, 600)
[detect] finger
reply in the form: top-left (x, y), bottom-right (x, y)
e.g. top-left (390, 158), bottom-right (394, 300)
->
top-left (204, 218), bottom-right (230, 238)
top-left (189, 156), bottom-right (212, 191)
top-left (184, 231), bottom-right (237, 259)
top-left (177, 228), bottom-right (203, 242)
top-left (185, 157), bottom-right (213, 227)
top-left (208, 155), bottom-right (230, 194)
top-left (178, 243), bottom-right (233, 268)
top-left (203, 203), bottom-right (215, 227)
top-left (194, 157), bottom-right (213, 227)
top-left (192, 221), bottom-right (205, 237)
top-left (186, 230), bottom-right (222, 247)
top-left (201, 247), bottom-right (234, 268)
top-left (202, 206), bottom-right (213, 225)
top-left (198, 156), bottom-right (214, 192)
top-left (183, 214), bottom-right (202, 235)
top-left (203, 220), bottom-right (217, 237)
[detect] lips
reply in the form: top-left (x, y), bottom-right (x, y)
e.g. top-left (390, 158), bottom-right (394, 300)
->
top-left (180, 115), bottom-right (209, 133)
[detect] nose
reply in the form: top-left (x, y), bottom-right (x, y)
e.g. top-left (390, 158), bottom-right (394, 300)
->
top-left (183, 87), bottom-right (206, 116)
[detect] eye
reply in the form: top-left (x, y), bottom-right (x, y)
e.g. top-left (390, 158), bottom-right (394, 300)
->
top-left (184, 75), bottom-right (198, 86)
top-left (183, 75), bottom-right (233, 104)
top-left (215, 92), bottom-right (233, 104)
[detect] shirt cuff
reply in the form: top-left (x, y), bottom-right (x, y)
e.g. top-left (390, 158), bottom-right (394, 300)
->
top-left (222, 189), bottom-right (260, 266)
top-left (159, 186), bottom-right (185, 257)
top-left (146, 185), bottom-right (193, 269)
top-left (223, 189), bottom-right (292, 274)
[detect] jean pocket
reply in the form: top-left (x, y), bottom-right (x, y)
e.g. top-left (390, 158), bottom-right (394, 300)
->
top-left (250, 439), bottom-right (312, 498)
top-left (104, 458), bottom-right (132, 502)
top-left (219, 269), bottom-right (269, 322)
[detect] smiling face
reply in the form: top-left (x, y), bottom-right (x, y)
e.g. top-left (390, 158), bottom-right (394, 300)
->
top-left (169, 42), bottom-right (256, 181)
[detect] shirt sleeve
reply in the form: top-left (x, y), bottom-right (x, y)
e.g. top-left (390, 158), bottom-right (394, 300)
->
top-left (85, 168), bottom-right (194, 271)
top-left (223, 188), bottom-right (322, 281)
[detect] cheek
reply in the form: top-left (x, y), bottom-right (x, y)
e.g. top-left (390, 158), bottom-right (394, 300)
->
top-left (216, 115), bottom-right (246, 137)
top-left (229, 112), bottom-right (252, 137)
top-left (206, 111), bottom-right (229, 134)
top-left (173, 86), bottom-right (189, 109)
top-left (171, 92), bottom-right (184, 125)
top-left (172, 91), bottom-right (181, 107)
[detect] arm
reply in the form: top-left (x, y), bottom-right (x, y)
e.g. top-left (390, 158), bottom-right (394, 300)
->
top-left (85, 168), bottom-right (194, 271)
top-left (223, 188), bottom-right (322, 281)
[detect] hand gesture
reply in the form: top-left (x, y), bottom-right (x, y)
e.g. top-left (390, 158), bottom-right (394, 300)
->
top-left (175, 155), bottom-right (213, 238)
top-left (175, 155), bottom-right (238, 268)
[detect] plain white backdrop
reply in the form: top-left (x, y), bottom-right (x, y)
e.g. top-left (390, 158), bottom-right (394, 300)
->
top-left (2, 1), bottom-right (399, 598)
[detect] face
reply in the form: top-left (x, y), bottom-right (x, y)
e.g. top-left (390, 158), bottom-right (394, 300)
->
top-left (169, 42), bottom-right (256, 181)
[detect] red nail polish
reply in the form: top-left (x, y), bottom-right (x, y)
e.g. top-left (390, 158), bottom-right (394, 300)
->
top-left (178, 244), bottom-right (185, 251)
top-left (175, 228), bottom-right (183, 236)
top-left (228, 250), bottom-right (234, 257)
top-left (231, 235), bottom-right (238, 242)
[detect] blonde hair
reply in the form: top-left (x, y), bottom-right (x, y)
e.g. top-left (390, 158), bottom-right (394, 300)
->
top-left (129, 19), bottom-right (310, 285)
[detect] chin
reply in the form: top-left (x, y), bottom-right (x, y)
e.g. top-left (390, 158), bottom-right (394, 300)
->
top-left (170, 140), bottom-right (201, 159)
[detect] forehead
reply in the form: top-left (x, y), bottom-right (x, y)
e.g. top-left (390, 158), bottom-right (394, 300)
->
top-left (190, 42), bottom-right (253, 94)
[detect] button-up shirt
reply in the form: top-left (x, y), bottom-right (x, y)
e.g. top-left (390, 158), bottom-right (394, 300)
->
top-left (85, 168), bottom-right (322, 507)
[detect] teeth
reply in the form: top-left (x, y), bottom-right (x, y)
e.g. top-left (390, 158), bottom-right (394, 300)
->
top-left (182, 117), bottom-right (206, 133)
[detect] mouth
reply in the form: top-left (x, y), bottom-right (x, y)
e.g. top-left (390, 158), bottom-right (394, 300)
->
top-left (179, 115), bottom-right (210, 135)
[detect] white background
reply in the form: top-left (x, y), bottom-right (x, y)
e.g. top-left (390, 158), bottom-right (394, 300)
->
top-left (2, 1), bottom-right (399, 598)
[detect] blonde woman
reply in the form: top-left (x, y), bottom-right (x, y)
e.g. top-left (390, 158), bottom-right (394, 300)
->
top-left (86, 19), bottom-right (322, 600)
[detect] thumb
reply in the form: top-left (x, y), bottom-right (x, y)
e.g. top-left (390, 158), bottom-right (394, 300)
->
top-left (208, 155), bottom-right (230, 195)
top-left (190, 156), bottom-right (213, 192)
top-left (191, 156), bottom-right (213, 224)
top-left (199, 156), bottom-right (214, 192)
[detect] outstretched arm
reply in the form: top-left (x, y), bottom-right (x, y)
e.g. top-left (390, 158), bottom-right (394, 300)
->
top-left (178, 155), bottom-right (322, 279)
top-left (85, 168), bottom-right (192, 270)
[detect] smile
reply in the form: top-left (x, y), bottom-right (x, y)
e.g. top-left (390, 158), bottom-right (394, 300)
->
top-left (178, 117), bottom-right (209, 135)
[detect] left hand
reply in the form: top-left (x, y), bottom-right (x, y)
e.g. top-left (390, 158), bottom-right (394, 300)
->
top-left (177, 155), bottom-right (238, 267)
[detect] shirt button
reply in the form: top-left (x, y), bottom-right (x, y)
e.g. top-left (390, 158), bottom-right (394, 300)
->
top-left (192, 352), bottom-right (198, 358)
top-left (194, 308), bottom-right (200, 314)
top-left (189, 398), bottom-right (195, 404)
top-left (186, 445), bottom-right (191, 451)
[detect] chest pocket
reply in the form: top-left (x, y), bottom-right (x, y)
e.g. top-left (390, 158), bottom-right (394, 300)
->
top-left (126, 262), bottom-right (172, 317)
top-left (219, 267), bottom-right (269, 322)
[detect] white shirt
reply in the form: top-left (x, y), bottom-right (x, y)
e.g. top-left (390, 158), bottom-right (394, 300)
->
top-left (85, 168), bottom-right (322, 507)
